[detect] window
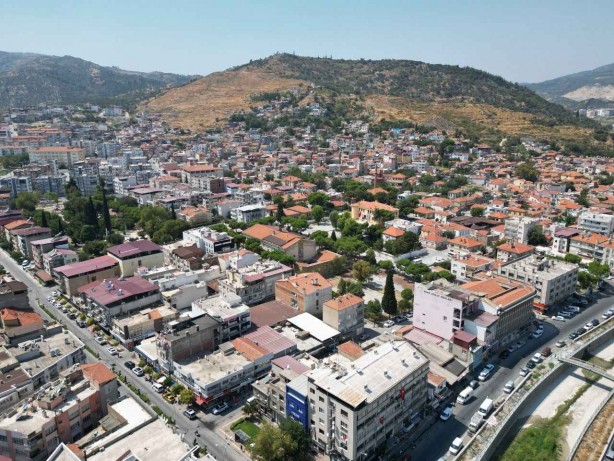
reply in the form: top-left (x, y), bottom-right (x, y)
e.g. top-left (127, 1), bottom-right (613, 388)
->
top-left (319, 407), bottom-right (324, 414)
top-left (319, 396), bottom-right (324, 403)
top-left (340, 409), bottom-right (348, 417)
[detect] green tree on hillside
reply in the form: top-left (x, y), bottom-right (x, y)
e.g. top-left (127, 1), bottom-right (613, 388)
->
top-left (381, 270), bottom-right (398, 315)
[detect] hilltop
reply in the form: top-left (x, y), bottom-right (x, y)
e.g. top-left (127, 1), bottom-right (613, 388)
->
top-left (142, 53), bottom-right (603, 145)
top-left (0, 51), bottom-right (196, 108)
top-left (526, 63), bottom-right (614, 109)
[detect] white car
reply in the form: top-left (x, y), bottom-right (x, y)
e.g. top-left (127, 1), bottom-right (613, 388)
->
top-left (449, 437), bottom-right (464, 455)
top-left (95, 336), bottom-right (107, 346)
top-left (532, 329), bottom-right (543, 339)
top-left (519, 367), bottom-right (531, 377)
top-left (107, 347), bottom-right (118, 356)
top-left (383, 320), bottom-right (395, 328)
top-left (440, 406), bottom-right (453, 421)
top-left (551, 315), bottom-right (565, 322)
top-left (212, 402), bottom-right (229, 415)
top-left (132, 367), bottom-right (144, 377)
top-left (478, 363), bottom-right (495, 381)
top-left (584, 322), bottom-right (594, 330)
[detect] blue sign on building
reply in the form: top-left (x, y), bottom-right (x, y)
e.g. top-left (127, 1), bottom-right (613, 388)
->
top-left (286, 376), bottom-right (309, 431)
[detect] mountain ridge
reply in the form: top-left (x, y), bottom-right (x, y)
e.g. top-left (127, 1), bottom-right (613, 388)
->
top-left (0, 50), bottom-right (197, 108)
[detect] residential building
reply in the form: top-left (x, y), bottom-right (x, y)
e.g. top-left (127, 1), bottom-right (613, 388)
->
top-left (107, 239), bottom-right (164, 277)
top-left (12, 226), bottom-right (51, 258)
top-left (183, 227), bottom-right (234, 255)
top-left (322, 294), bottom-right (364, 339)
top-left (111, 306), bottom-right (179, 347)
top-left (219, 259), bottom-right (293, 305)
top-left (28, 146), bottom-right (85, 167)
top-left (447, 236), bottom-right (482, 255)
top-left (275, 272), bottom-right (333, 317)
top-left (504, 217), bottom-right (539, 244)
top-left (230, 204), bottom-right (266, 224)
top-left (577, 212), bottom-right (614, 236)
top-left (42, 249), bottom-right (79, 277)
top-left (498, 255), bottom-right (578, 313)
top-left (350, 200), bottom-right (399, 225)
top-left (551, 228), bottom-right (580, 254)
top-left (295, 250), bottom-right (344, 277)
top-left (496, 242), bottom-right (535, 264)
top-left (451, 254), bottom-right (495, 281)
top-left (243, 224), bottom-right (317, 262)
top-left (306, 341), bottom-right (429, 460)
top-left (0, 279), bottom-right (29, 311)
top-left (0, 176), bottom-right (32, 196)
top-left (53, 256), bottom-right (121, 297)
top-left (192, 295), bottom-right (251, 343)
top-left (569, 233), bottom-right (608, 260)
top-left (169, 244), bottom-right (206, 271)
top-left (77, 276), bottom-right (162, 324)
top-left (29, 236), bottom-right (69, 269)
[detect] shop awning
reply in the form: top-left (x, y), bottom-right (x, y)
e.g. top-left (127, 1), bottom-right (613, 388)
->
top-left (195, 395), bottom-right (206, 405)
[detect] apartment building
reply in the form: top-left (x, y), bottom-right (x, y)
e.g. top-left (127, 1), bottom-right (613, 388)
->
top-left (307, 341), bottom-right (429, 460)
top-left (182, 227), bottom-right (234, 255)
top-left (111, 305), bottom-right (179, 346)
top-left (498, 256), bottom-right (578, 313)
top-left (53, 256), bottom-right (120, 297)
top-left (219, 259), bottom-right (293, 305)
top-left (42, 249), bottom-right (79, 277)
top-left (322, 294), bottom-right (365, 339)
top-left (275, 272), bottom-right (333, 317)
top-left (180, 164), bottom-right (224, 186)
top-left (496, 241), bottom-right (534, 264)
top-left (29, 147), bottom-right (85, 167)
top-left (243, 224), bottom-right (317, 262)
top-left (503, 217), bottom-right (538, 244)
top-left (12, 226), bottom-right (51, 258)
top-left (192, 295), bottom-right (251, 343)
top-left (460, 276), bottom-right (536, 347)
top-left (569, 233), bottom-right (609, 260)
top-left (551, 228), bottom-right (580, 254)
top-left (577, 212), bottom-right (614, 236)
top-left (451, 254), bottom-right (495, 281)
top-left (350, 201), bottom-right (399, 225)
top-left (230, 204), bottom-right (266, 224)
top-left (0, 363), bottom-right (117, 461)
top-left (107, 239), bottom-right (164, 277)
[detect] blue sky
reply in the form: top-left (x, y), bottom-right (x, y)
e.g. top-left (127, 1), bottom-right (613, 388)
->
top-left (2, 0), bottom-right (613, 83)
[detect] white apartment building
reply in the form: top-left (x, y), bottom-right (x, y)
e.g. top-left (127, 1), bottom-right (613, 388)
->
top-left (230, 204), bottom-right (266, 224)
top-left (451, 254), bottom-right (495, 281)
top-left (182, 227), bottom-right (234, 254)
top-left (322, 294), bottom-right (365, 338)
top-left (498, 256), bottom-right (578, 313)
top-left (218, 260), bottom-right (293, 305)
top-left (578, 212), bottom-right (614, 236)
top-left (307, 341), bottom-right (429, 460)
top-left (504, 217), bottom-right (538, 244)
top-left (192, 294), bottom-right (251, 342)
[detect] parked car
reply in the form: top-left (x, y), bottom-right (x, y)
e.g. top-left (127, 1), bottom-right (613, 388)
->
top-left (503, 380), bottom-right (515, 394)
top-left (440, 406), bottom-right (453, 421)
top-left (499, 350), bottom-right (510, 359)
top-left (602, 311), bottom-right (613, 319)
top-left (569, 332), bottom-right (579, 340)
top-left (76, 320), bottom-right (86, 328)
top-left (532, 329), bottom-right (543, 339)
top-left (21, 260), bottom-right (30, 267)
top-left (541, 347), bottom-right (552, 357)
top-left (584, 322), bottom-right (594, 330)
top-left (132, 367), bottom-right (144, 377)
top-left (468, 380), bottom-right (479, 390)
top-left (478, 363), bottom-right (495, 381)
top-left (591, 319), bottom-right (600, 327)
top-left (95, 336), bottom-right (107, 346)
top-left (551, 315), bottom-right (565, 322)
top-left (519, 367), bottom-right (531, 377)
top-left (107, 347), bottom-right (118, 356)
top-left (184, 408), bottom-right (197, 420)
top-left (507, 344), bottom-right (518, 353)
top-left (531, 353), bottom-right (542, 364)
top-left (449, 437), bottom-right (464, 455)
top-left (124, 361), bottom-right (136, 370)
top-left (526, 360), bottom-right (536, 370)
top-left (383, 320), bottom-right (395, 328)
top-left (555, 340), bottom-right (566, 348)
top-left (212, 402), bottom-right (229, 415)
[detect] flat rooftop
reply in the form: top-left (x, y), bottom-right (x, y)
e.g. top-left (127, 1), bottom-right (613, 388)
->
top-left (15, 330), bottom-right (84, 377)
top-left (288, 313), bottom-right (340, 342)
top-left (307, 341), bottom-right (428, 408)
top-left (175, 349), bottom-right (251, 388)
top-left (192, 295), bottom-right (249, 321)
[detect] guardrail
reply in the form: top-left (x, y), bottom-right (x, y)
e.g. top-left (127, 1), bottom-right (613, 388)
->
top-left (456, 320), bottom-right (614, 461)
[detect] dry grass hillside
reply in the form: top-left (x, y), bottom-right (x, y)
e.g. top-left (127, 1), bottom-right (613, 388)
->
top-left (141, 66), bottom-right (307, 130)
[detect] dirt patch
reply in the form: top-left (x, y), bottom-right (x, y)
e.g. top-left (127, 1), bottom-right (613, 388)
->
top-left (572, 396), bottom-right (614, 461)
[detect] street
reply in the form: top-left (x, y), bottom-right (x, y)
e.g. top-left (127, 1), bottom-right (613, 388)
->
top-left (0, 249), bottom-right (249, 461)
top-left (403, 282), bottom-right (614, 461)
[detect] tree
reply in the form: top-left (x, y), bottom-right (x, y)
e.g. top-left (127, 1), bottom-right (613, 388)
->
top-left (384, 232), bottom-right (421, 255)
top-left (13, 192), bottom-right (40, 213)
top-left (170, 203), bottom-right (177, 220)
top-left (470, 207), bottom-right (485, 217)
top-left (397, 196), bottom-right (420, 216)
top-left (364, 249), bottom-right (377, 265)
top-left (331, 229), bottom-right (337, 241)
top-left (84, 197), bottom-right (98, 227)
top-left (307, 191), bottom-right (329, 207)
top-left (578, 188), bottom-right (590, 207)
top-left (381, 270), bottom-right (398, 315)
top-left (311, 205), bottom-right (324, 223)
top-left (352, 260), bottom-right (374, 283)
top-left (243, 401), bottom-right (259, 419)
top-left (366, 299), bottom-right (382, 321)
top-left (276, 202), bottom-right (285, 222)
top-left (373, 208), bottom-right (395, 225)
top-left (401, 288), bottom-right (413, 301)
top-left (250, 422), bottom-right (296, 461)
top-left (578, 271), bottom-right (596, 290)
top-left (178, 389), bottom-right (195, 405)
top-left (336, 237), bottom-right (368, 258)
top-left (279, 419), bottom-right (310, 461)
top-left (107, 233), bottom-right (124, 245)
top-left (328, 255), bottom-right (348, 276)
top-left (101, 187), bottom-right (112, 233)
top-left (330, 211), bottom-right (340, 229)
top-left (587, 260), bottom-right (610, 279)
top-left (514, 161), bottom-right (540, 182)
top-left (40, 211), bottom-right (48, 228)
top-left (564, 253), bottom-right (582, 264)
top-left (527, 225), bottom-right (548, 246)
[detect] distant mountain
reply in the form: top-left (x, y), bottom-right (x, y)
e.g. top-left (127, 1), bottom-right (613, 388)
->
top-left (144, 53), bottom-right (599, 144)
top-left (0, 51), bottom-right (196, 108)
top-left (526, 63), bottom-right (614, 109)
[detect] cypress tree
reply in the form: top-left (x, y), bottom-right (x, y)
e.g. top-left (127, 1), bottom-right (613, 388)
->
top-left (331, 230), bottom-right (337, 241)
top-left (85, 197), bottom-right (98, 226)
top-left (382, 270), bottom-right (398, 315)
top-left (101, 188), bottom-right (112, 232)
top-left (57, 217), bottom-right (64, 234)
top-left (171, 203), bottom-right (177, 220)
top-left (276, 202), bottom-right (285, 222)
top-left (40, 211), bottom-right (48, 228)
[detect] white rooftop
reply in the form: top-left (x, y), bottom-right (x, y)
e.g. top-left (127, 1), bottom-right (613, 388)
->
top-left (288, 313), bottom-right (340, 342)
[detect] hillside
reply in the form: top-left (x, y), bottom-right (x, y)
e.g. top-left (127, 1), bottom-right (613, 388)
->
top-left (0, 51), bottom-right (195, 108)
top-left (143, 54), bottom-right (602, 145)
top-left (526, 63), bottom-right (614, 109)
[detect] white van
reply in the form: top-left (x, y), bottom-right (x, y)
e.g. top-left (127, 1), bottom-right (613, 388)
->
top-left (456, 386), bottom-right (474, 405)
top-left (478, 398), bottom-right (494, 418)
top-left (449, 437), bottom-right (463, 455)
top-left (152, 382), bottom-right (164, 393)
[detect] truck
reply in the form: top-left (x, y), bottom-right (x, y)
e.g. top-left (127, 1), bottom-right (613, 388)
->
top-left (456, 386), bottom-right (474, 405)
top-left (468, 413), bottom-right (485, 433)
top-left (478, 398), bottom-right (494, 418)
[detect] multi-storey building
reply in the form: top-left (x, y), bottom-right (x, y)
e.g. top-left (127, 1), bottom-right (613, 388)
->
top-left (350, 201), bottom-right (399, 225)
top-left (107, 239), bottom-right (164, 277)
top-left (243, 224), bottom-right (317, 262)
top-left (306, 341), bottom-right (429, 460)
top-left (451, 254), bottom-right (496, 281)
top-left (192, 295), bottom-right (251, 343)
top-left (498, 255), bottom-right (578, 313)
top-left (111, 305), bottom-right (179, 346)
top-left (322, 294), bottom-right (364, 339)
top-left (29, 147), bottom-right (85, 167)
top-left (551, 228), bottom-right (580, 254)
top-left (219, 259), bottom-right (293, 305)
top-left (578, 212), bottom-right (614, 236)
top-left (275, 272), bottom-right (333, 317)
top-left (569, 233), bottom-right (608, 260)
top-left (0, 176), bottom-right (32, 196)
top-left (53, 256), bottom-right (121, 297)
top-left (230, 204), bottom-right (267, 224)
top-left (182, 227), bottom-right (234, 255)
top-left (496, 241), bottom-right (534, 264)
top-left (503, 217), bottom-right (538, 244)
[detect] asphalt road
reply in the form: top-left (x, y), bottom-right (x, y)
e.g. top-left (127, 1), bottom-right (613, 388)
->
top-left (403, 283), bottom-right (614, 461)
top-left (0, 249), bottom-right (249, 461)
